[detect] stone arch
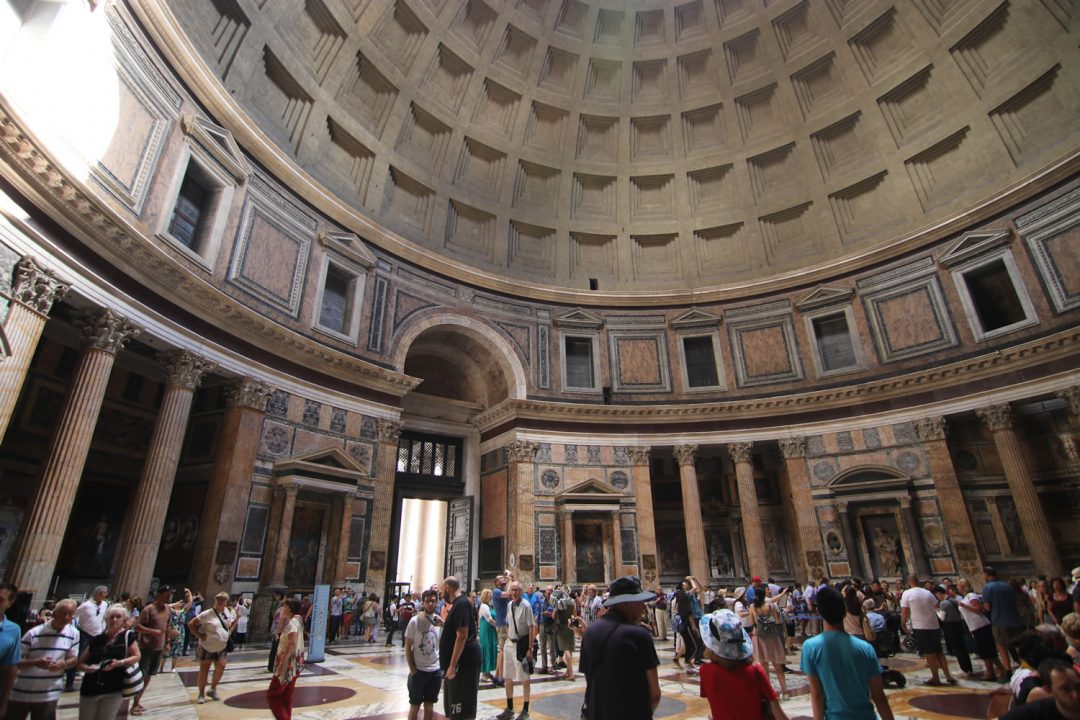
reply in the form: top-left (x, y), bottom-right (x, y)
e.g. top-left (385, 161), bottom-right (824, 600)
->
top-left (391, 312), bottom-right (528, 402)
top-left (828, 465), bottom-right (911, 489)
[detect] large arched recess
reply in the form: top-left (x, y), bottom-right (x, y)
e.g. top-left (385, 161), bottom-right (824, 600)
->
top-left (391, 312), bottom-right (528, 407)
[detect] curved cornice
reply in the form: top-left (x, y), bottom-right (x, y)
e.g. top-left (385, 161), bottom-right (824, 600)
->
top-left (128, 0), bottom-right (1080, 308)
top-left (0, 98), bottom-right (421, 399)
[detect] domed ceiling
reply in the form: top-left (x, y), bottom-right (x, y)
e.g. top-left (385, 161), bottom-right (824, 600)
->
top-left (166, 0), bottom-right (1080, 292)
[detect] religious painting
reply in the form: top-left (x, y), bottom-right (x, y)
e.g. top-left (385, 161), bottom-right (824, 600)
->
top-left (285, 504), bottom-right (325, 587)
top-left (708, 530), bottom-right (736, 578)
top-left (57, 482), bottom-right (131, 579)
top-left (0, 495), bottom-right (26, 578)
top-left (860, 513), bottom-right (906, 579)
top-left (763, 523), bottom-right (791, 574)
top-left (155, 483), bottom-right (207, 580)
top-left (574, 522), bottom-right (605, 583)
top-left (657, 528), bottom-right (690, 579)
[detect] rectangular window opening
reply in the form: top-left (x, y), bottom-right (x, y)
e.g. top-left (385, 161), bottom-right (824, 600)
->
top-left (168, 170), bottom-right (210, 250)
top-left (812, 313), bottom-right (857, 372)
top-left (682, 336), bottom-right (719, 387)
top-left (319, 264), bottom-right (353, 334)
top-left (564, 336), bottom-right (594, 388)
top-left (963, 259), bottom-right (1027, 332)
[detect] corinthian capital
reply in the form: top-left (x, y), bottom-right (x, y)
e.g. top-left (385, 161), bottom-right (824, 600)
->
top-left (976, 404), bottom-right (1013, 432)
top-left (914, 416), bottom-right (948, 442)
top-left (507, 440), bottom-right (538, 462)
top-left (778, 436), bottom-right (807, 459)
top-left (76, 308), bottom-right (140, 354)
top-left (673, 444), bottom-right (697, 467)
top-left (729, 441), bottom-right (753, 464)
top-left (224, 377), bottom-right (271, 410)
top-left (11, 256), bottom-right (69, 315)
top-left (160, 350), bottom-right (216, 390)
top-left (627, 445), bottom-right (651, 465)
top-left (376, 419), bottom-right (404, 444)
top-left (1056, 386), bottom-right (1080, 418)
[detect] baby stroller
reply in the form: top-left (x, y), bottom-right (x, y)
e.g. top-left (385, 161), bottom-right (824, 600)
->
top-left (872, 625), bottom-right (907, 689)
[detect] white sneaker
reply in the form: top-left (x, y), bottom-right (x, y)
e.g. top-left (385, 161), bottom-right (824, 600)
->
top-left (207, 688), bottom-right (219, 701)
top-left (196, 695), bottom-right (205, 704)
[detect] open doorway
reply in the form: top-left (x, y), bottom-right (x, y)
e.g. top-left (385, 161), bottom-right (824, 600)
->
top-left (396, 498), bottom-right (447, 591)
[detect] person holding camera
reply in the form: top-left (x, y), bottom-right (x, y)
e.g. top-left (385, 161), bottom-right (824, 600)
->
top-left (76, 606), bottom-right (140, 720)
top-left (496, 582), bottom-right (536, 720)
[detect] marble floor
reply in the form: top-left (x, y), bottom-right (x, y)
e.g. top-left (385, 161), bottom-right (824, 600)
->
top-left (55, 636), bottom-right (1015, 720)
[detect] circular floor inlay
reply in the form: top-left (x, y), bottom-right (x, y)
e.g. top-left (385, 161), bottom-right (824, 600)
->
top-left (529, 690), bottom-right (686, 718)
top-left (908, 692), bottom-right (996, 718)
top-left (224, 685), bottom-right (356, 709)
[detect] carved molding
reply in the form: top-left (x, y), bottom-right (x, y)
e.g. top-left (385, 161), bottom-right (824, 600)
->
top-left (977, 404), bottom-right (1013, 432)
top-left (224, 377), bottom-right (272, 410)
top-left (160, 349), bottom-right (216, 390)
top-left (778, 436), bottom-right (807, 459)
top-left (10, 255), bottom-right (69, 316)
top-left (76, 308), bottom-right (140, 354)
top-left (507, 440), bottom-right (539, 462)
top-left (914, 416), bottom-right (948, 442)
top-left (627, 445), bottom-right (651, 465)
top-left (376, 419), bottom-right (404, 445)
top-left (729, 441), bottom-right (754, 464)
top-left (673, 444), bottom-right (697, 466)
top-left (1057, 386), bottom-right (1080, 417)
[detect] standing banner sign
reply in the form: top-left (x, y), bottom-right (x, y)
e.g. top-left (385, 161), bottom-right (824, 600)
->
top-left (308, 584), bottom-right (330, 662)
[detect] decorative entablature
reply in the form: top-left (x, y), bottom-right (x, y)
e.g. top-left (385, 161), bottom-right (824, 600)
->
top-left (319, 230), bottom-right (376, 270)
top-left (555, 477), bottom-right (624, 511)
top-left (937, 229), bottom-right (1012, 268)
top-left (181, 114), bottom-right (251, 183)
top-left (552, 307), bottom-right (604, 330)
top-left (795, 286), bottom-right (854, 311)
top-left (670, 307), bottom-right (722, 329)
top-left (271, 447), bottom-right (372, 495)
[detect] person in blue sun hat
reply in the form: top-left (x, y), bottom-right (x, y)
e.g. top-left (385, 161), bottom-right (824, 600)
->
top-left (698, 609), bottom-right (789, 720)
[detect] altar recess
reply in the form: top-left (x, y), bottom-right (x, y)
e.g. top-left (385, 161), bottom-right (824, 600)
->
top-left (556, 478), bottom-right (634, 586)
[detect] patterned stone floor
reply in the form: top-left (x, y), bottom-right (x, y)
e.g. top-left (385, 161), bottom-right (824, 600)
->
top-left (54, 635), bottom-right (1014, 719)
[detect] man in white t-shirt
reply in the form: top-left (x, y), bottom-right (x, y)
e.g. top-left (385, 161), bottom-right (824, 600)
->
top-left (405, 590), bottom-right (442, 720)
top-left (956, 578), bottom-right (1007, 681)
top-left (9, 599), bottom-right (79, 720)
top-left (67, 586), bottom-right (108, 691)
top-left (900, 575), bottom-right (955, 686)
top-left (497, 582), bottom-right (536, 720)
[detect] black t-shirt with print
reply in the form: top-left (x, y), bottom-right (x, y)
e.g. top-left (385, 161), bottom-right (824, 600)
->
top-left (1003, 698), bottom-right (1069, 720)
top-left (439, 594), bottom-right (479, 673)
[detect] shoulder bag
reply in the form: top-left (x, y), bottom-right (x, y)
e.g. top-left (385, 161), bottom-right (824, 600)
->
top-left (511, 602), bottom-right (530, 663)
top-left (214, 609), bottom-right (235, 653)
top-left (119, 630), bottom-right (144, 698)
top-left (580, 619), bottom-right (622, 720)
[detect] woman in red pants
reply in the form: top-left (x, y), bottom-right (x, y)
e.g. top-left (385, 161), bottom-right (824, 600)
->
top-left (267, 599), bottom-right (305, 720)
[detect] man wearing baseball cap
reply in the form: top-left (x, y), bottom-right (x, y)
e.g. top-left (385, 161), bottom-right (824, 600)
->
top-left (579, 577), bottom-right (660, 720)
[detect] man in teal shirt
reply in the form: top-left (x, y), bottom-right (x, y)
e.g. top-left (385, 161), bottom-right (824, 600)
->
top-left (800, 586), bottom-right (894, 719)
top-left (0, 583), bottom-right (23, 719)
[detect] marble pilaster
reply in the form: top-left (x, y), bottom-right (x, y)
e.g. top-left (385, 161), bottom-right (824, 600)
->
top-left (731, 441), bottom-right (768, 580)
top-left (977, 404), bottom-right (1062, 575)
top-left (836, 500), bottom-right (863, 579)
top-left (898, 496), bottom-right (931, 578)
top-left (189, 378), bottom-right (270, 596)
top-left (628, 446), bottom-right (659, 585)
top-left (506, 440), bottom-right (538, 583)
top-left (0, 256), bottom-right (68, 442)
top-left (914, 416), bottom-right (983, 586)
top-left (778, 437), bottom-right (825, 584)
top-left (365, 419), bottom-right (402, 594)
top-left (113, 350), bottom-right (215, 595)
top-left (6, 309), bottom-right (138, 600)
top-left (334, 493), bottom-right (356, 586)
top-left (560, 510), bottom-right (575, 586)
top-left (270, 484), bottom-right (300, 585)
top-left (674, 444), bottom-right (708, 581)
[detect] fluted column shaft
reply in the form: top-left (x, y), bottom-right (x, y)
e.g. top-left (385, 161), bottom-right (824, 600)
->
top-left (915, 417), bottom-right (984, 587)
top-left (674, 445), bottom-right (709, 581)
top-left (610, 510), bottom-right (623, 579)
top-left (334, 494), bottom-right (356, 586)
top-left (779, 437), bottom-right (825, 584)
top-left (270, 485), bottom-right (300, 584)
top-left (731, 441), bottom-right (768, 580)
top-left (628, 446), bottom-right (659, 584)
top-left (836, 502), bottom-right (863, 579)
top-left (6, 309), bottom-right (138, 600)
top-left (113, 351), bottom-right (215, 596)
top-left (978, 404), bottom-right (1062, 576)
top-left (0, 257), bottom-right (68, 442)
top-left (365, 419), bottom-right (402, 594)
top-left (507, 441), bottom-right (538, 583)
top-left (561, 511), bottom-right (576, 586)
top-left (189, 378), bottom-right (269, 596)
top-left (899, 497), bottom-right (930, 578)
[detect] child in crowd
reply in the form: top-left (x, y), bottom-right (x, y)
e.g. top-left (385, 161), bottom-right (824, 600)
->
top-left (699, 609), bottom-right (789, 720)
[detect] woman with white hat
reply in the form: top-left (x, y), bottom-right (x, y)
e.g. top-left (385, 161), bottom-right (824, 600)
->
top-left (699, 610), bottom-right (789, 720)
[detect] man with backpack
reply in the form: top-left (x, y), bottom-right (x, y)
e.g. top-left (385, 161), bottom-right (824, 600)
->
top-left (384, 596), bottom-right (400, 647)
top-left (397, 595), bottom-right (416, 649)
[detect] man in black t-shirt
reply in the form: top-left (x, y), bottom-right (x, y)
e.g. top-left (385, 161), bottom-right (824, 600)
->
top-left (579, 576), bottom-right (661, 720)
top-left (1002, 660), bottom-right (1080, 719)
top-left (439, 576), bottom-right (480, 720)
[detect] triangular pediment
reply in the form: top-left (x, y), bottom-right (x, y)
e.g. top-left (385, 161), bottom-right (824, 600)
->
top-left (278, 447), bottom-right (364, 473)
top-left (795, 285), bottom-right (853, 310)
top-left (939, 230), bottom-right (1012, 268)
top-left (671, 307), bottom-right (722, 329)
top-left (181, 114), bottom-right (251, 183)
top-left (561, 477), bottom-right (621, 495)
top-left (553, 307), bottom-right (604, 329)
top-left (320, 231), bottom-right (377, 270)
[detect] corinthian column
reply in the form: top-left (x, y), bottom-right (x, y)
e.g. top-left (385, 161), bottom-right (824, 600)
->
top-left (674, 444), bottom-right (709, 581)
top-left (189, 377), bottom-right (270, 596)
top-left (779, 437), bottom-right (825, 584)
top-left (334, 493), bottom-right (358, 585)
top-left (731, 441), bottom-right (768, 580)
top-left (628, 446), bottom-right (659, 585)
top-left (977, 404), bottom-right (1061, 576)
top-left (365, 419), bottom-right (403, 594)
top-left (1056, 387), bottom-right (1080, 464)
top-left (507, 440), bottom-right (538, 582)
top-left (0, 256), bottom-right (69, 441)
top-left (915, 416), bottom-right (984, 585)
top-left (6, 309), bottom-right (139, 600)
top-left (270, 484), bottom-right (300, 584)
top-left (113, 350), bottom-right (215, 595)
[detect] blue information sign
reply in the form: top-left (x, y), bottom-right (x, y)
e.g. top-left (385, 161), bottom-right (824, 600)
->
top-left (307, 584), bottom-right (330, 662)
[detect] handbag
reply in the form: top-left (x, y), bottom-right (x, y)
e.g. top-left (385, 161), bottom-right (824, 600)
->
top-left (118, 631), bottom-right (143, 698)
top-left (510, 601), bottom-right (530, 663)
top-left (213, 609), bottom-right (235, 653)
top-left (861, 616), bottom-right (877, 643)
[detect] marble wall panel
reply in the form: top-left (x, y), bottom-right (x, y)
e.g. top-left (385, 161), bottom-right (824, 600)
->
top-left (481, 469), bottom-right (507, 538)
top-left (609, 334), bottom-right (669, 392)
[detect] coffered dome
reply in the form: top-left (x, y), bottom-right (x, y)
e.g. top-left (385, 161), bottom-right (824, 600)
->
top-left (163, 0), bottom-right (1080, 292)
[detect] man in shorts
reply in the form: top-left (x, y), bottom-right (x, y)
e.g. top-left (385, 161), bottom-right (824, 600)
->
top-left (405, 590), bottom-right (442, 720)
top-left (900, 574), bottom-right (956, 686)
top-left (188, 591), bottom-right (236, 704)
top-left (491, 574), bottom-right (510, 687)
top-left (440, 576), bottom-right (480, 720)
top-left (496, 582), bottom-right (535, 720)
top-left (982, 565), bottom-right (1024, 674)
top-left (132, 586), bottom-right (174, 715)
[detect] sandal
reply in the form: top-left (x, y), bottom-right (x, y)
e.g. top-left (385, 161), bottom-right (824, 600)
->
top-left (946, 678), bottom-right (959, 685)
top-left (130, 706), bottom-right (146, 716)
top-left (922, 679), bottom-right (944, 687)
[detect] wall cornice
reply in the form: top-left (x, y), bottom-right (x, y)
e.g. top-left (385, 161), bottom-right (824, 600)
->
top-left (126, 0), bottom-right (1080, 308)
